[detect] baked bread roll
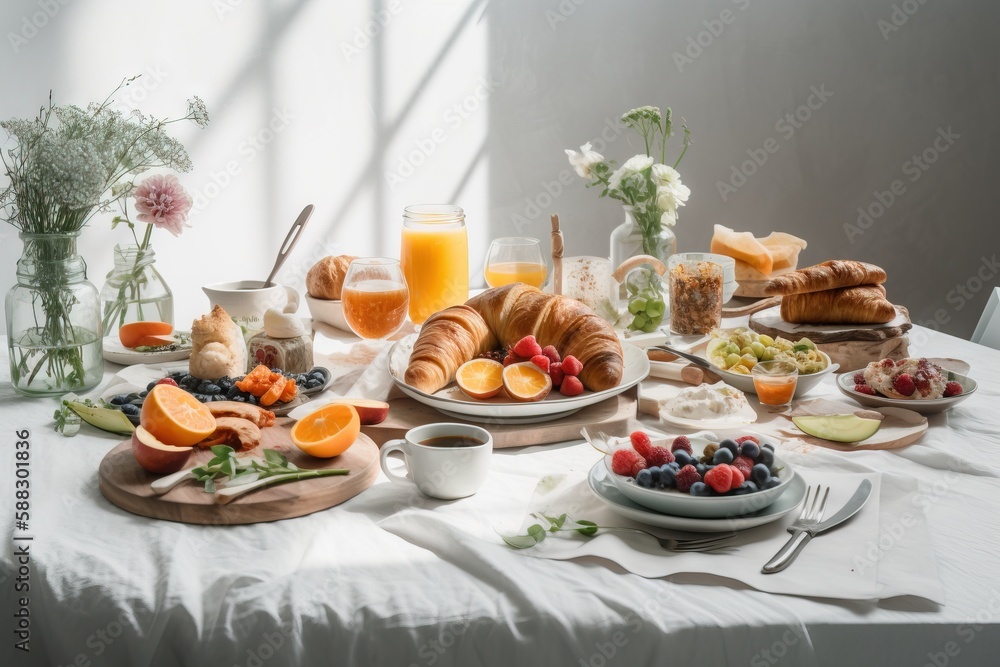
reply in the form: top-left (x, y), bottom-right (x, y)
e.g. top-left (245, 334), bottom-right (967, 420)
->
top-left (306, 255), bottom-right (357, 300)
top-left (765, 260), bottom-right (886, 296)
top-left (780, 285), bottom-right (896, 324)
top-left (189, 305), bottom-right (248, 380)
top-left (404, 284), bottom-right (624, 394)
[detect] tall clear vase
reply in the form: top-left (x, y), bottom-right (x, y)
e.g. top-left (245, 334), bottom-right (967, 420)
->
top-left (5, 232), bottom-right (104, 396)
top-left (100, 243), bottom-right (174, 335)
top-left (609, 206), bottom-right (677, 329)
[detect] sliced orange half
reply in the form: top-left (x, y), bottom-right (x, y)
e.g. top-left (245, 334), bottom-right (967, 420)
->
top-left (140, 384), bottom-right (217, 447)
top-left (456, 359), bottom-right (504, 400)
top-left (501, 362), bottom-right (553, 402)
top-left (291, 403), bottom-right (360, 458)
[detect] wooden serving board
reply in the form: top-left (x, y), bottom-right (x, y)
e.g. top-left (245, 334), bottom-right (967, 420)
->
top-left (749, 304), bottom-right (912, 343)
top-left (722, 295), bottom-right (781, 317)
top-left (98, 426), bottom-right (379, 525)
top-left (362, 388), bottom-right (637, 448)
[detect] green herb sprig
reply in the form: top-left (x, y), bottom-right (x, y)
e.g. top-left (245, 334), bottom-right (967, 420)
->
top-left (192, 446), bottom-right (349, 500)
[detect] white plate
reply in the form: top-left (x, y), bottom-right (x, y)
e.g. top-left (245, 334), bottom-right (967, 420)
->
top-left (102, 333), bottom-right (192, 366)
top-left (603, 431), bottom-right (795, 518)
top-left (654, 382), bottom-right (758, 430)
top-left (388, 335), bottom-right (650, 424)
top-left (836, 371), bottom-right (977, 415)
top-left (617, 329), bottom-right (707, 351)
top-left (588, 461), bottom-right (806, 532)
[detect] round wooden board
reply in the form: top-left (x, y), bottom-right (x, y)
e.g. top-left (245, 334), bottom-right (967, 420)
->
top-left (749, 304), bottom-right (912, 343)
top-left (98, 426), bottom-right (379, 525)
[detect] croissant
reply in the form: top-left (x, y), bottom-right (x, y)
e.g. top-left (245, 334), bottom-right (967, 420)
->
top-left (780, 285), bottom-right (896, 324)
top-left (404, 284), bottom-right (624, 394)
top-left (765, 260), bottom-right (887, 296)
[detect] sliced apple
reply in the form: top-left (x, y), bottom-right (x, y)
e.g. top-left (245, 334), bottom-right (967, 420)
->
top-left (131, 425), bottom-right (194, 474)
top-left (328, 398), bottom-right (389, 425)
top-left (792, 414), bottom-right (881, 444)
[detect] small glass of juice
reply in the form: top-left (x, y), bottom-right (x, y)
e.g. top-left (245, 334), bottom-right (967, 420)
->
top-left (484, 237), bottom-right (548, 288)
top-left (751, 360), bottom-right (798, 411)
top-left (341, 258), bottom-right (409, 340)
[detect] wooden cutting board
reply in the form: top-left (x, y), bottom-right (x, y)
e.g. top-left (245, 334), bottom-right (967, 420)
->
top-left (361, 388), bottom-right (637, 448)
top-left (98, 426), bottom-right (379, 525)
top-left (749, 304), bottom-right (912, 343)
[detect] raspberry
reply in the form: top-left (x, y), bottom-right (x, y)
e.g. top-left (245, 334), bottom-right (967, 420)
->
top-left (561, 355), bottom-right (583, 376)
top-left (530, 354), bottom-right (550, 373)
top-left (155, 377), bottom-right (179, 388)
top-left (893, 373), bottom-right (916, 397)
top-left (728, 464), bottom-right (746, 490)
top-left (944, 381), bottom-right (963, 397)
top-left (855, 384), bottom-right (877, 396)
top-left (512, 335), bottom-right (543, 358)
top-left (881, 358), bottom-right (896, 370)
top-left (853, 372), bottom-right (867, 385)
top-left (670, 435), bottom-right (693, 454)
top-left (735, 435), bottom-right (759, 445)
top-left (503, 353), bottom-right (527, 367)
top-left (675, 464), bottom-right (701, 493)
top-left (548, 362), bottom-right (564, 387)
top-left (559, 375), bottom-right (584, 397)
top-left (645, 446), bottom-right (675, 468)
top-left (732, 456), bottom-right (754, 479)
top-left (541, 345), bottom-right (561, 364)
top-left (629, 431), bottom-right (652, 457)
top-left (630, 459), bottom-right (648, 478)
top-left (704, 465), bottom-right (733, 494)
top-left (611, 448), bottom-right (642, 476)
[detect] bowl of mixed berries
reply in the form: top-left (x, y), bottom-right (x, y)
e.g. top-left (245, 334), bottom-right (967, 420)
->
top-left (837, 357), bottom-right (977, 415)
top-left (604, 430), bottom-right (795, 518)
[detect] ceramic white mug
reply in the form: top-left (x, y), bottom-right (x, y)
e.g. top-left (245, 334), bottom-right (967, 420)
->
top-left (379, 423), bottom-right (492, 499)
top-left (202, 280), bottom-right (299, 335)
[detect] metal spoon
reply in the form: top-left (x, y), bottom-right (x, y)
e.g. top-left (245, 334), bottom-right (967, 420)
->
top-left (263, 204), bottom-right (315, 288)
top-left (650, 344), bottom-right (716, 371)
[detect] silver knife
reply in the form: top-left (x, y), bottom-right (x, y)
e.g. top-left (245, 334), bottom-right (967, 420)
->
top-left (761, 479), bottom-right (873, 574)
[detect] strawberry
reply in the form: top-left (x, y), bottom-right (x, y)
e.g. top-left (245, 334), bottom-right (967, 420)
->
top-left (541, 345), bottom-right (561, 364)
top-left (675, 465), bottom-right (701, 493)
top-left (853, 372), bottom-right (867, 385)
top-left (732, 455), bottom-right (754, 479)
top-left (512, 335), bottom-right (543, 358)
top-left (670, 435), bottom-right (693, 454)
top-left (611, 448), bottom-right (642, 476)
top-left (646, 446), bottom-right (674, 468)
top-left (561, 355), bottom-right (583, 376)
top-left (881, 358), bottom-right (896, 370)
top-left (728, 464), bottom-right (746, 490)
top-left (893, 373), bottom-right (916, 397)
top-left (559, 375), bottom-right (584, 397)
top-left (548, 362), bottom-right (565, 388)
top-left (704, 465), bottom-right (733, 494)
top-left (944, 381), bottom-right (963, 398)
top-left (629, 431), bottom-right (653, 458)
top-left (530, 354), bottom-right (550, 373)
top-left (855, 384), bottom-right (877, 396)
top-left (155, 377), bottom-right (179, 388)
top-left (630, 458), bottom-right (648, 478)
top-left (503, 353), bottom-right (527, 367)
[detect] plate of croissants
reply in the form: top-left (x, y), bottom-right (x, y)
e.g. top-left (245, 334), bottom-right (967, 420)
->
top-left (389, 284), bottom-right (650, 424)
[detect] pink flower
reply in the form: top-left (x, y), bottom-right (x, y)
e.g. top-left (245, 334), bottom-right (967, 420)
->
top-left (132, 174), bottom-right (193, 236)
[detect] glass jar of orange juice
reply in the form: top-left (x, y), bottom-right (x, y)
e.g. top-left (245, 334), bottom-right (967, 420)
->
top-left (400, 205), bottom-right (469, 325)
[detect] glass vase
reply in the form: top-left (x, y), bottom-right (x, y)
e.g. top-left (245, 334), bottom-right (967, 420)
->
top-left (609, 205), bottom-right (677, 269)
top-left (609, 206), bottom-right (677, 328)
top-left (100, 243), bottom-right (174, 334)
top-left (5, 232), bottom-right (104, 396)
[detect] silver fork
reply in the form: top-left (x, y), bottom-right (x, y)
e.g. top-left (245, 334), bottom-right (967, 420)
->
top-left (787, 485), bottom-right (830, 535)
top-left (530, 513), bottom-right (735, 552)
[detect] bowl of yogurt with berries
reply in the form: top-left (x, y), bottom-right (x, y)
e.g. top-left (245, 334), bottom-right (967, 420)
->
top-left (603, 430), bottom-right (795, 519)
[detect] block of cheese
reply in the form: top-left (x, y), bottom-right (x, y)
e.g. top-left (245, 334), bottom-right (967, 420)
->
top-left (759, 232), bottom-right (808, 271)
top-left (711, 225), bottom-right (773, 275)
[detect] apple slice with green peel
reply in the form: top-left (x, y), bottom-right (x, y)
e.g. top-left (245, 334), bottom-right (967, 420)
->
top-left (792, 414), bottom-right (881, 444)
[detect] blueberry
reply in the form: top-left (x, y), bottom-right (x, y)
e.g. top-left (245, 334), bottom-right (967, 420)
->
top-left (647, 466), bottom-right (662, 484)
top-left (138, 390), bottom-right (148, 398)
top-left (764, 477), bottom-right (782, 490)
top-left (146, 381), bottom-right (158, 391)
top-left (119, 403), bottom-right (140, 416)
top-left (659, 466), bottom-right (677, 488)
top-left (218, 377), bottom-right (234, 391)
top-left (720, 439), bottom-right (739, 457)
top-left (752, 463), bottom-right (771, 486)
top-left (636, 469), bottom-right (654, 488)
top-left (269, 367), bottom-right (282, 374)
top-left (674, 451), bottom-right (694, 467)
top-left (759, 448), bottom-right (775, 467)
top-left (309, 370), bottom-right (326, 381)
top-left (306, 379), bottom-right (322, 389)
top-left (762, 442), bottom-right (774, 452)
top-left (743, 481), bottom-right (758, 493)
top-left (695, 463), bottom-right (707, 477)
top-left (129, 398), bottom-right (144, 406)
top-left (192, 393), bottom-right (210, 403)
top-left (203, 383), bottom-right (222, 395)
top-left (689, 482), bottom-right (710, 497)
top-left (739, 442), bottom-right (761, 460)
top-left (713, 448), bottom-right (734, 465)
top-left (230, 394), bottom-right (246, 402)
top-left (109, 395), bottom-right (130, 406)
top-left (226, 385), bottom-right (242, 398)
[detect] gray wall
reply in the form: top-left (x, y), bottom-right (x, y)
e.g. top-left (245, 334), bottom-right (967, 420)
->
top-left (486, 0), bottom-right (1000, 338)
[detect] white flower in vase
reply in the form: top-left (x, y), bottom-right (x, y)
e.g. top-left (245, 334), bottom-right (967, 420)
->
top-left (565, 142), bottom-right (604, 178)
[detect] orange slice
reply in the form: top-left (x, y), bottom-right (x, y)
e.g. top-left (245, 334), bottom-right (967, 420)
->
top-left (118, 321), bottom-right (174, 348)
top-left (140, 384), bottom-right (217, 446)
top-left (291, 404), bottom-right (360, 458)
top-left (455, 359), bottom-right (504, 400)
top-left (501, 362), bottom-right (553, 402)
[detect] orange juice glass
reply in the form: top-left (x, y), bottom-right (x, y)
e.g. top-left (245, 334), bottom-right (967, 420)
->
top-left (484, 237), bottom-right (548, 288)
top-left (400, 205), bottom-right (469, 325)
top-left (751, 360), bottom-right (798, 410)
top-left (341, 258), bottom-right (409, 339)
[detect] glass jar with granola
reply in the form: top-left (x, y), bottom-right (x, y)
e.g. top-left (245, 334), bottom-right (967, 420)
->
top-left (668, 255), bottom-right (723, 334)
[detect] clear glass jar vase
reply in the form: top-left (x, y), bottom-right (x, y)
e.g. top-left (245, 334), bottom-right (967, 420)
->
top-left (5, 232), bottom-right (104, 396)
top-left (100, 243), bottom-right (174, 333)
top-left (609, 205), bottom-right (677, 269)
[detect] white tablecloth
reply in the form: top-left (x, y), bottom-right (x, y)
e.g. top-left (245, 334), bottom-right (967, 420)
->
top-left (2, 324), bottom-right (1000, 667)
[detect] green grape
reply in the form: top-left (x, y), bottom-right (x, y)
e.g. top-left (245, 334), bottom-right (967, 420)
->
top-left (725, 353), bottom-right (742, 368)
top-left (740, 346), bottom-right (755, 357)
top-left (761, 347), bottom-right (776, 361)
top-left (645, 300), bottom-right (664, 318)
top-left (628, 297), bottom-right (647, 315)
top-left (641, 321), bottom-right (658, 333)
top-left (740, 354), bottom-right (758, 369)
top-left (726, 342), bottom-right (741, 356)
top-left (758, 334), bottom-right (775, 347)
top-left (750, 342), bottom-right (766, 358)
top-left (631, 313), bottom-right (648, 329)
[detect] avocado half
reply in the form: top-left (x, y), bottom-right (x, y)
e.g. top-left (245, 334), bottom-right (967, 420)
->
top-left (792, 414), bottom-right (881, 444)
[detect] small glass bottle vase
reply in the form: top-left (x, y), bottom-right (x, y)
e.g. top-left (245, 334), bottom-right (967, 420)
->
top-left (5, 232), bottom-right (104, 396)
top-left (609, 205), bottom-right (677, 269)
top-left (100, 243), bottom-right (174, 334)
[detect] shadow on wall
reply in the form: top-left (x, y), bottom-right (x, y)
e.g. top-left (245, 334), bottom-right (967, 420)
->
top-left (486, 0), bottom-right (1000, 339)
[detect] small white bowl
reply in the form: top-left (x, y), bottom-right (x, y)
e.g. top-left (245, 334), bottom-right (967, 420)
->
top-left (836, 371), bottom-right (977, 415)
top-left (603, 431), bottom-right (795, 519)
top-left (711, 350), bottom-right (839, 399)
top-left (305, 294), bottom-right (351, 332)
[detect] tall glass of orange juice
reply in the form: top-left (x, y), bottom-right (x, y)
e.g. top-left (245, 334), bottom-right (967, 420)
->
top-left (483, 237), bottom-right (548, 288)
top-left (400, 205), bottom-right (469, 325)
top-left (341, 258), bottom-right (409, 340)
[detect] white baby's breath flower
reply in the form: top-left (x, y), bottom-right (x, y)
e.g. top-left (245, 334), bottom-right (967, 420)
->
top-left (564, 142), bottom-right (604, 178)
top-left (651, 163), bottom-right (681, 187)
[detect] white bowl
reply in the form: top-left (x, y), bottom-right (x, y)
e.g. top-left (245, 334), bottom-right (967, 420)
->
top-left (710, 350), bottom-right (839, 399)
top-left (836, 371), bottom-right (977, 415)
top-left (603, 431), bottom-right (795, 519)
top-left (305, 294), bottom-right (351, 332)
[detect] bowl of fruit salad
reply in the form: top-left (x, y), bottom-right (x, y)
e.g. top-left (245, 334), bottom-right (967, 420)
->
top-left (706, 329), bottom-right (837, 398)
top-left (604, 430), bottom-right (795, 519)
top-left (837, 357), bottom-right (976, 415)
